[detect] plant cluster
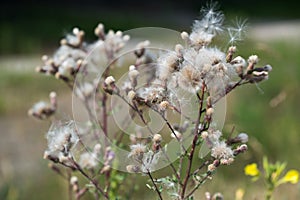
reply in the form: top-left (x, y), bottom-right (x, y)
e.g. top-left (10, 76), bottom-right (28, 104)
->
top-left (29, 3), bottom-right (275, 200)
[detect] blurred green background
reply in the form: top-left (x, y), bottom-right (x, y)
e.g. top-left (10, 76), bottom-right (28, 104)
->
top-left (1, 0), bottom-right (300, 199)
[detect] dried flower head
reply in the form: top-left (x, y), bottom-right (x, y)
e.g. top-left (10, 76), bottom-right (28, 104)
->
top-left (44, 121), bottom-right (79, 162)
top-left (141, 151), bottom-right (162, 173)
top-left (128, 143), bottom-right (147, 161)
top-left (137, 82), bottom-right (166, 104)
top-left (126, 165), bottom-right (141, 173)
top-left (177, 64), bottom-right (202, 93)
top-left (157, 52), bottom-right (180, 81)
top-left (211, 141), bottom-right (233, 163)
top-left (28, 92), bottom-right (57, 120)
top-left (79, 143), bottom-right (101, 169)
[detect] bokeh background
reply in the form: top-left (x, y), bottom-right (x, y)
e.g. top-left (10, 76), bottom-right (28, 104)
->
top-left (1, 0), bottom-right (300, 199)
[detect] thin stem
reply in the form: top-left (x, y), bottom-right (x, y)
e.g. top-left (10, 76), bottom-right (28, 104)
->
top-left (101, 66), bottom-right (112, 196)
top-left (180, 83), bottom-right (206, 199)
top-left (70, 159), bottom-right (109, 199)
top-left (115, 93), bottom-right (155, 135)
top-left (114, 93), bottom-right (183, 191)
top-left (147, 170), bottom-right (163, 200)
top-left (265, 188), bottom-right (273, 200)
top-left (104, 170), bottom-right (112, 197)
top-left (102, 92), bottom-right (108, 137)
top-left (75, 188), bottom-right (88, 200)
top-left (184, 172), bottom-right (211, 199)
top-left (180, 131), bottom-right (199, 199)
top-left (212, 78), bottom-right (249, 105)
top-left (48, 164), bottom-right (68, 179)
top-left (144, 103), bottom-right (187, 154)
top-left (191, 160), bottom-right (210, 176)
top-left (158, 144), bottom-right (182, 186)
top-left (171, 105), bottom-right (193, 122)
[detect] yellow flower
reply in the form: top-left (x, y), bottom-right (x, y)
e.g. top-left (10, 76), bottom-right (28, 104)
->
top-left (244, 163), bottom-right (260, 176)
top-left (281, 170), bottom-right (299, 184)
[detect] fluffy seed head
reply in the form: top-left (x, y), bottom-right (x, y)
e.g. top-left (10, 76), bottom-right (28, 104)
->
top-left (128, 143), bottom-right (147, 161)
top-left (126, 165), bottom-right (141, 173)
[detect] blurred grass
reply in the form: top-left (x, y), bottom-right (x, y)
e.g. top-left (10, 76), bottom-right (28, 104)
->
top-left (1, 32), bottom-right (300, 199)
top-left (0, 70), bottom-right (64, 116)
top-left (0, 56), bottom-right (71, 116)
top-left (228, 40), bottom-right (300, 167)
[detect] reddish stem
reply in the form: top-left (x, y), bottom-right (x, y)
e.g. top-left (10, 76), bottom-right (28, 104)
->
top-left (180, 83), bottom-right (206, 199)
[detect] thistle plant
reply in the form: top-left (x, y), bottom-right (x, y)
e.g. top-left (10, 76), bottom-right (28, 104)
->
top-left (29, 3), bottom-right (273, 200)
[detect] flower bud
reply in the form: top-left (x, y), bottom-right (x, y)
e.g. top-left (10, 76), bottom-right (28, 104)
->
top-left (248, 55), bottom-right (258, 64)
top-left (247, 55), bottom-right (259, 71)
top-left (128, 69), bottom-right (139, 80)
top-left (159, 101), bottom-right (169, 111)
top-left (206, 96), bottom-right (212, 108)
top-left (93, 144), bottom-right (101, 154)
top-left (208, 164), bottom-right (216, 172)
top-left (226, 46), bottom-right (236, 62)
top-left (212, 193), bottom-right (224, 200)
top-left (236, 133), bottom-right (248, 143)
top-left (123, 35), bottom-right (130, 42)
top-left (213, 159), bottom-right (220, 167)
top-left (239, 144), bottom-right (248, 152)
top-left (104, 76), bottom-right (115, 86)
top-left (127, 90), bottom-right (136, 102)
top-left (206, 107), bottom-right (214, 116)
top-left (130, 134), bottom-right (137, 144)
top-left (263, 64), bottom-right (272, 72)
top-left (181, 31), bottom-right (189, 40)
top-left (175, 44), bottom-right (184, 57)
top-left (153, 134), bottom-right (162, 144)
top-left (201, 131), bottom-right (208, 139)
top-left (70, 176), bottom-right (78, 185)
top-left (171, 130), bottom-right (182, 140)
top-left (100, 165), bottom-right (110, 174)
top-left (95, 23), bottom-right (105, 38)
